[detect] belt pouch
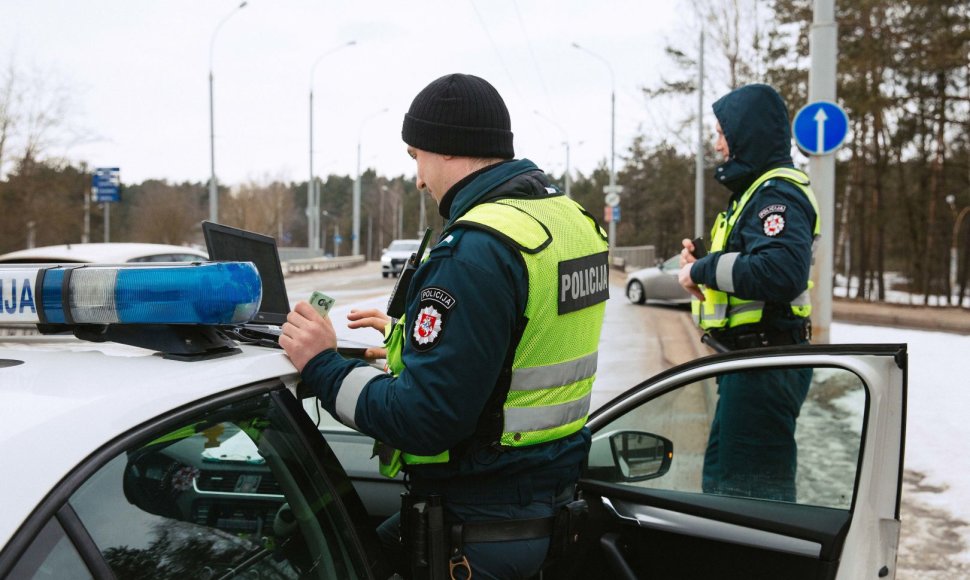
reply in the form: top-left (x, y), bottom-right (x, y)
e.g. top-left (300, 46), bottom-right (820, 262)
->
top-left (426, 495), bottom-right (447, 580)
top-left (409, 500), bottom-right (429, 573)
top-left (550, 499), bottom-right (589, 561)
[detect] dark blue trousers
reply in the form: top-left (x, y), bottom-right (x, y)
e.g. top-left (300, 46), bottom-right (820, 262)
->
top-left (377, 493), bottom-right (568, 579)
top-left (702, 366), bottom-right (812, 502)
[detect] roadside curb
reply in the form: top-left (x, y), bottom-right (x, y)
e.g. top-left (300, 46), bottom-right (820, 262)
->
top-left (833, 299), bottom-right (970, 335)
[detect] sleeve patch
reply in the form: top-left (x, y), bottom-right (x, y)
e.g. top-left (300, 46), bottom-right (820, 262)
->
top-left (763, 214), bottom-right (786, 236)
top-left (410, 287), bottom-right (457, 352)
top-left (758, 204), bottom-right (787, 219)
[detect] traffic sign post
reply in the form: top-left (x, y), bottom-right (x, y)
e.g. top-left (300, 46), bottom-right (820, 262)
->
top-left (92, 168), bottom-right (120, 243)
top-left (603, 185), bottom-right (623, 246)
top-left (793, 101), bottom-right (848, 156)
top-left (92, 168), bottom-right (121, 203)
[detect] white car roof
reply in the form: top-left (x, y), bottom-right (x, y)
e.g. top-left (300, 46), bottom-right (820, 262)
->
top-left (0, 243), bottom-right (208, 263)
top-left (0, 337), bottom-right (298, 547)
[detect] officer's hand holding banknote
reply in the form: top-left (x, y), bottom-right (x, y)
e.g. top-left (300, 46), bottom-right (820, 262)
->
top-left (281, 291), bottom-right (337, 372)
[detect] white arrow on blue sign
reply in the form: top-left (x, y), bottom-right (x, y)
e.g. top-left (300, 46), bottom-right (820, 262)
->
top-left (792, 101), bottom-right (849, 155)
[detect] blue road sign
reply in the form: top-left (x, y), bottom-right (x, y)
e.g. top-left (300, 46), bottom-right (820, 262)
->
top-left (612, 205), bottom-right (620, 223)
top-left (792, 101), bottom-right (849, 155)
top-left (333, 235), bottom-right (343, 245)
top-left (92, 167), bottom-right (121, 203)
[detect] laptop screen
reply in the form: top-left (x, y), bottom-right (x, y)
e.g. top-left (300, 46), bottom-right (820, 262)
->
top-left (202, 221), bottom-right (289, 325)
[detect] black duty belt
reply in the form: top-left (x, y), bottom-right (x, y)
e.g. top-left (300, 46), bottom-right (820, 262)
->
top-left (709, 322), bottom-right (811, 351)
top-left (451, 516), bottom-right (555, 545)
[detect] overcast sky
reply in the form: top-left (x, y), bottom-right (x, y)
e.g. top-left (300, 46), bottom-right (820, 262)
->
top-left (0, 0), bottom-right (711, 188)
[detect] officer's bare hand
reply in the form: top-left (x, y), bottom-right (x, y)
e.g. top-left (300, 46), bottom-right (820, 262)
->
top-left (678, 262), bottom-right (705, 301)
top-left (363, 346), bottom-right (388, 360)
top-left (280, 301), bottom-right (337, 372)
top-left (347, 308), bottom-right (391, 336)
top-left (679, 238), bottom-right (697, 268)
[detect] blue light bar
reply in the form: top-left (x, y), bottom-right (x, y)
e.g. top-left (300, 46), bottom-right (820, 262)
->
top-left (0, 262), bottom-right (262, 325)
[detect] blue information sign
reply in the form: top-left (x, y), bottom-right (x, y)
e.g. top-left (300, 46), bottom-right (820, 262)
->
top-left (92, 167), bottom-right (121, 203)
top-left (792, 101), bottom-right (849, 155)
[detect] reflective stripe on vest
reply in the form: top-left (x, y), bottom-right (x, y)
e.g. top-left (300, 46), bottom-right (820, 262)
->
top-left (691, 167), bottom-right (821, 330)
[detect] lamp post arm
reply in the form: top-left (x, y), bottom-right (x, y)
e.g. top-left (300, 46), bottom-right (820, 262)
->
top-left (209, 2), bottom-right (248, 72)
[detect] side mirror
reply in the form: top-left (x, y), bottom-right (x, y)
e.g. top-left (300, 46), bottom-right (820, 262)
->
top-left (381, 248), bottom-right (388, 255)
top-left (610, 431), bottom-right (672, 482)
top-left (585, 430), bottom-right (673, 483)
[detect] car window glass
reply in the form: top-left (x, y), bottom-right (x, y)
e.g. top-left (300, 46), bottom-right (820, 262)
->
top-left (68, 392), bottom-right (368, 579)
top-left (586, 365), bottom-right (864, 509)
top-left (7, 518), bottom-right (92, 580)
top-left (663, 256), bottom-right (680, 271)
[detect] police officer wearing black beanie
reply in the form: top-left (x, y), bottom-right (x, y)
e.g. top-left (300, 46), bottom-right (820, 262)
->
top-left (282, 73), bottom-right (609, 579)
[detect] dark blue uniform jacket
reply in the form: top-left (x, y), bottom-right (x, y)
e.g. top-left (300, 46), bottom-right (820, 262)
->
top-left (302, 159), bottom-right (589, 501)
top-left (690, 84), bottom-right (817, 332)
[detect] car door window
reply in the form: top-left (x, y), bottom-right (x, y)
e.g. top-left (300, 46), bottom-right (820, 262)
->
top-left (587, 365), bottom-right (864, 509)
top-left (7, 518), bottom-right (92, 580)
top-left (68, 391), bottom-right (369, 579)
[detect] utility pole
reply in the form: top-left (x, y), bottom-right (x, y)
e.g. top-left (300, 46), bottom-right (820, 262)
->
top-left (695, 27), bottom-right (705, 238)
top-left (808, 0), bottom-right (837, 344)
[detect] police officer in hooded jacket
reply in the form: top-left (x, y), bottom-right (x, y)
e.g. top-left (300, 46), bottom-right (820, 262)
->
top-left (282, 73), bottom-right (608, 579)
top-left (679, 84), bottom-right (820, 502)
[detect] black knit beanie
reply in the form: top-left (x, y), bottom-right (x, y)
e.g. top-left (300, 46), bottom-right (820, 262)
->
top-left (402, 73), bottom-right (514, 159)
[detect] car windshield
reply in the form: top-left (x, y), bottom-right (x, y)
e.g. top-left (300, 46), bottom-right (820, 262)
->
top-left (388, 241), bottom-right (419, 252)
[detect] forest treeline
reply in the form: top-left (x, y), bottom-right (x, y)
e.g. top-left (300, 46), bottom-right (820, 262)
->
top-left (0, 0), bottom-right (967, 305)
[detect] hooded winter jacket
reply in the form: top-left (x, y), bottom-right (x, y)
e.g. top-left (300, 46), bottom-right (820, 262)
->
top-left (689, 84), bottom-right (819, 334)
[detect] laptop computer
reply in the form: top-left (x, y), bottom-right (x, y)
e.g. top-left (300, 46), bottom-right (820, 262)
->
top-left (201, 221), bottom-right (370, 357)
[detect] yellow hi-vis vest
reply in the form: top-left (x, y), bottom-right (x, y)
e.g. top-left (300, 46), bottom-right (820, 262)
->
top-left (376, 195), bottom-right (608, 478)
top-left (691, 167), bottom-right (821, 330)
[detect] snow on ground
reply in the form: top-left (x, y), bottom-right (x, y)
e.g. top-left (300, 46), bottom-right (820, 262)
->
top-left (832, 321), bottom-right (970, 560)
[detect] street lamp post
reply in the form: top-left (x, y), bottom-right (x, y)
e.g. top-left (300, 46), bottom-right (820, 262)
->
top-left (309, 40), bottom-right (356, 252)
top-left (208, 1), bottom-right (248, 225)
top-left (533, 110), bottom-right (571, 198)
top-left (354, 108), bottom-right (388, 257)
top-left (572, 42), bottom-right (617, 261)
top-left (379, 185), bottom-right (388, 253)
top-left (946, 194), bottom-right (970, 302)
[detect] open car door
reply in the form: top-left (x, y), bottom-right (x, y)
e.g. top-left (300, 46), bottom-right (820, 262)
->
top-left (562, 344), bottom-right (906, 580)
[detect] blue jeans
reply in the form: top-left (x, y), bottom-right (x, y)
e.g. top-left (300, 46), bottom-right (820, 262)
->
top-left (702, 366), bottom-right (812, 502)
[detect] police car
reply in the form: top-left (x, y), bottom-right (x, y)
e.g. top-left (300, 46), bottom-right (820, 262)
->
top-left (0, 261), bottom-right (907, 579)
top-left (0, 243), bottom-right (208, 264)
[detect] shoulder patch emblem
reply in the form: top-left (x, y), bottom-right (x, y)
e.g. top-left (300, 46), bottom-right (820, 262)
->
top-left (411, 286), bottom-right (456, 351)
top-left (763, 213), bottom-right (786, 236)
top-left (758, 204), bottom-right (787, 219)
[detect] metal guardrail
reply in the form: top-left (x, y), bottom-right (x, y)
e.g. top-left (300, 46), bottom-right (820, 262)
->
top-left (613, 245), bottom-right (656, 270)
top-left (282, 255), bottom-right (366, 276)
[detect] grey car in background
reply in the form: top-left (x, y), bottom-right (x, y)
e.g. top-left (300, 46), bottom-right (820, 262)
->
top-left (625, 255), bottom-right (691, 306)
